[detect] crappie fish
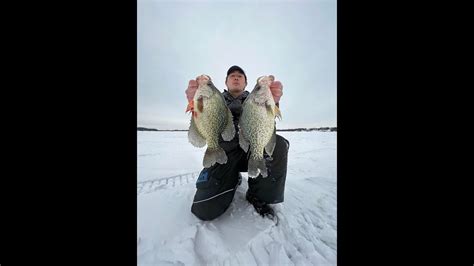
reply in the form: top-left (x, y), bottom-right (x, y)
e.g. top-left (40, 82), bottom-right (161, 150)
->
top-left (239, 75), bottom-right (282, 178)
top-left (186, 75), bottom-right (235, 168)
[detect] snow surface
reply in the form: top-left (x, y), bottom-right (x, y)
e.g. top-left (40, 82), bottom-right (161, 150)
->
top-left (138, 131), bottom-right (337, 265)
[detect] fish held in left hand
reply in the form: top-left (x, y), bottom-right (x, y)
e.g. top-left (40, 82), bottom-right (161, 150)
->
top-left (186, 75), bottom-right (235, 168)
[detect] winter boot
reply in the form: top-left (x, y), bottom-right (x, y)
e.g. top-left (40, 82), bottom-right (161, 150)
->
top-left (246, 191), bottom-right (275, 218)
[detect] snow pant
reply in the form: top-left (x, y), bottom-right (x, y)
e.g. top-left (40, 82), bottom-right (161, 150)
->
top-left (191, 135), bottom-right (290, 221)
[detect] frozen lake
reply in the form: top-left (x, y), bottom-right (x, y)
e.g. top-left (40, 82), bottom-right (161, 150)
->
top-left (138, 131), bottom-right (337, 265)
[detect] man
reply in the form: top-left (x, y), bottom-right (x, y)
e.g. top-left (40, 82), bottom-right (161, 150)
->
top-left (185, 65), bottom-right (289, 220)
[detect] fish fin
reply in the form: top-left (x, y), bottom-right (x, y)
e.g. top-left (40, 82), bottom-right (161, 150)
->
top-left (274, 105), bottom-right (282, 120)
top-left (239, 128), bottom-right (250, 153)
top-left (221, 108), bottom-right (235, 141)
top-left (185, 100), bottom-right (194, 113)
top-left (265, 129), bottom-right (277, 157)
top-left (248, 157), bottom-right (267, 178)
top-left (203, 147), bottom-right (227, 168)
top-left (266, 103), bottom-right (275, 116)
top-left (265, 102), bottom-right (281, 120)
top-left (238, 119), bottom-right (250, 152)
top-left (188, 118), bottom-right (206, 148)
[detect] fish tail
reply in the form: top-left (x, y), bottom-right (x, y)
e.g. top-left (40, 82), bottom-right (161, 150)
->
top-left (248, 157), bottom-right (268, 178)
top-left (203, 147), bottom-right (228, 168)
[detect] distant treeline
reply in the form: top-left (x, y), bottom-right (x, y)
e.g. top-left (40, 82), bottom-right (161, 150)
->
top-left (138, 127), bottom-right (336, 132)
top-left (277, 127), bottom-right (337, 132)
top-left (137, 127), bottom-right (187, 131)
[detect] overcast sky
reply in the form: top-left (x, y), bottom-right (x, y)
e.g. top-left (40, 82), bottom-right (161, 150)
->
top-left (138, 0), bottom-right (336, 130)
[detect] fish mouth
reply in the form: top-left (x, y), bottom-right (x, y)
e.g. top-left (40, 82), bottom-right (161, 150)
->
top-left (257, 76), bottom-right (271, 87)
top-left (197, 75), bottom-right (210, 86)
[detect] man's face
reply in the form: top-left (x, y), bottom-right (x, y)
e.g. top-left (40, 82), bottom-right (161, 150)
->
top-left (226, 71), bottom-right (247, 93)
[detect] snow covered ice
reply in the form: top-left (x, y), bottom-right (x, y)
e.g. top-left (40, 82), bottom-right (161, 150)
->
top-left (138, 131), bottom-right (337, 265)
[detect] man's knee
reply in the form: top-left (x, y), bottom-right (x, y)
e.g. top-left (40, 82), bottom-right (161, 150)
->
top-left (191, 190), bottom-right (235, 220)
top-left (191, 198), bottom-right (229, 221)
top-left (190, 167), bottom-right (239, 221)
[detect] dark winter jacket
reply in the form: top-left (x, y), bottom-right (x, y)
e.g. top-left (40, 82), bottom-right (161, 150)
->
top-left (218, 90), bottom-right (250, 152)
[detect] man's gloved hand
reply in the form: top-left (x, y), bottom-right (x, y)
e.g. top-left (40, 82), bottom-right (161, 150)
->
top-left (268, 75), bottom-right (283, 104)
top-left (185, 79), bottom-right (198, 102)
top-left (185, 77), bottom-right (199, 115)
